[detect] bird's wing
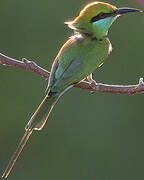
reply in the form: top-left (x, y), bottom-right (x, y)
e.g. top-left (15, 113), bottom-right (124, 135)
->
top-left (48, 36), bottom-right (85, 90)
top-left (48, 36), bottom-right (110, 92)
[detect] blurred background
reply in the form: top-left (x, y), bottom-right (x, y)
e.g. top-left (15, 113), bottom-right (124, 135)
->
top-left (0, 0), bottom-right (144, 179)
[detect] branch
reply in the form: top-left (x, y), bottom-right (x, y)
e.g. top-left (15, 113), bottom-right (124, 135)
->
top-left (0, 53), bottom-right (144, 95)
top-left (0, 53), bottom-right (49, 78)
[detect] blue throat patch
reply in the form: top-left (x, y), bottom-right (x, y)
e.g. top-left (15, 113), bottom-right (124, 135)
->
top-left (93, 17), bottom-right (117, 36)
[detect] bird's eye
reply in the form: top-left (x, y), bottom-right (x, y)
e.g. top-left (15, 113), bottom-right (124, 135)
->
top-left (90, 12), bottom-right (108, 23)
top-left (98, 13), bottom-right (106, 18)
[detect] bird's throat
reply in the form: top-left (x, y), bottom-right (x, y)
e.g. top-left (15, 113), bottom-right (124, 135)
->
top-left (92, 16), bottom-right (118, 39)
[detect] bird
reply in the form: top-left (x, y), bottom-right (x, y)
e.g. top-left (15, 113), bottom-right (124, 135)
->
top-left (2, 1), bottom-right (142, 178)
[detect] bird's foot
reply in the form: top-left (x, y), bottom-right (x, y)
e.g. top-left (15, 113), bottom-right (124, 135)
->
top-left (87, 73), bottom-right (97, 93)
top-left (90, 80), bottom-right (98, 94)
top-left (89, 79), bottom-right (97, 90)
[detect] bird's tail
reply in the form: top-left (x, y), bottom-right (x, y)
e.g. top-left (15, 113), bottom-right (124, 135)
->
top-left (2, 130), bottom-right (33, 178)
top-left (2, 91), bottom-right (59, 178)
top-left (25, 91), bottom-right (59, 131)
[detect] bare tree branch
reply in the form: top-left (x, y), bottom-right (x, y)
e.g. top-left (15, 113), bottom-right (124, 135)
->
top-left (0, 53), bottom-right (144, 95)
top-left (0, 53), bottom-right (49, 78)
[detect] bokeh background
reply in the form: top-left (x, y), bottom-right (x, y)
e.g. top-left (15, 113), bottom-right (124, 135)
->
top-left (0, 0), bottom-right (144, 179)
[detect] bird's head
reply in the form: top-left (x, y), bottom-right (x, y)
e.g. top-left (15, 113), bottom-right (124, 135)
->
top-left (65, 1), bottom-right (142, 40)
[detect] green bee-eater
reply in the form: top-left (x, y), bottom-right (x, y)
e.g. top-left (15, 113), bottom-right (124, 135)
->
top-left (2, 1), bottom-right (142, 178)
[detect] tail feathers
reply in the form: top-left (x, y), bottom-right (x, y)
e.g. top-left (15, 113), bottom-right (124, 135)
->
top-left (25, 92), bottom-right (59, 131)
top-left (2, 92), bottom-right (59, 178)
top-left (2, 130), bottom-right (33, 178)
top-left (2, 87), bottom-right (72, 178)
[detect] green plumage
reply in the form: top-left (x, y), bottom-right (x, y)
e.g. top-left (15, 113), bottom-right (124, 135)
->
top-left (25, 93), bottom-right (59, 131)
top-left (49, 35), bottom-right (111, 93)
top-left (26, 35), bottom-right (111, 131)
top-left (2, 1), bottom-right (142, 178)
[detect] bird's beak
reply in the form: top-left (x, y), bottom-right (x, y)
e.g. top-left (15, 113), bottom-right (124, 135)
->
top-left (115, 7), bottom-right (143, 15)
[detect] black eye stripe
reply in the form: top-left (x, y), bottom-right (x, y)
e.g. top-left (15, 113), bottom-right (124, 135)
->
top-left (90, 12), bottom-right (115, 23)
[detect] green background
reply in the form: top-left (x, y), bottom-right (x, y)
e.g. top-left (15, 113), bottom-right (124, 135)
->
top-left (0, 0), bottom-right (144, 179)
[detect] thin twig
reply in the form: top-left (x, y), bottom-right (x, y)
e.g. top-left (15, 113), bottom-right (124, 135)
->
top-left (0, 53), bottom-right (49, 78)
top-left (0, 53), bottom-right (144, 95)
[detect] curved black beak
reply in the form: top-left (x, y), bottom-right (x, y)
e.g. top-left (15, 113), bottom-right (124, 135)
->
top-left (116, 7), bottom-right (143, 15)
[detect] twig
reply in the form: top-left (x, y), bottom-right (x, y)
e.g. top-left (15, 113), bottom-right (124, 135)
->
top-left (0, 53), bottom-right (49, 78)
top-left (0, 53), bottom-right (144, 95)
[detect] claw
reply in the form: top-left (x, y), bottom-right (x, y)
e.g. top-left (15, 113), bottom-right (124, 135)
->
top-left (87, 73), bottom-right (97, 93)
top-left (89, 79), bottom-right (97, 89)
